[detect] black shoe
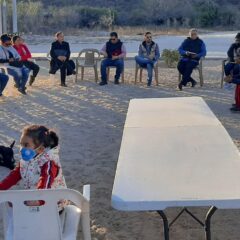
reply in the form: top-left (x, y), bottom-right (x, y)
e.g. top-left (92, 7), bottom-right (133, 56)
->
top-left (232, 103), bottom-right (236, 107)
top-left (191, 80), bottom-right (197, 88)
top-left (18, 88), bottom-right (27, 95)
top-left (230, 106), bottom-right (240, 112)
top-left (60, 83), bottom-right (68, 87)
top-left (99, 81), bottom-right (108, 86)
top-left (114, 79), bottom-right (119, 85)
top-left (178, 83), bottom-right (183, 91)
top-left (29, 76), bottom-right (36, 86)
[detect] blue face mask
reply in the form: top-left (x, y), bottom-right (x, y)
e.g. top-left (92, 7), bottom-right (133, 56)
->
top-left (20, 148), bottom-right (37, 162)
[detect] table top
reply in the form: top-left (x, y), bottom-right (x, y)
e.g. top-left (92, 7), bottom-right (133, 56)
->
top-left (112, 97), bottom-right (240, 211)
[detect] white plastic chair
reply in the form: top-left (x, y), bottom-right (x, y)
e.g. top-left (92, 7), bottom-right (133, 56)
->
top-left (75, 49), bottom-right (100, 83)
top-left (0, 186), bottom-right (91, 240)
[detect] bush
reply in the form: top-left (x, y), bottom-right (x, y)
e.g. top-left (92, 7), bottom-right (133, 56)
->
top-left (161, 49), bottom-right (179, 68)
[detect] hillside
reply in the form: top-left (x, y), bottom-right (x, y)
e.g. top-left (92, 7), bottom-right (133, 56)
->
top-left (5, 0), bottom-right (240, 34)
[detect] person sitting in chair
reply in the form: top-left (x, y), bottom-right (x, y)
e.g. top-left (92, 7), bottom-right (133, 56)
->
top-left (177, 29), bottom-right (207, 90)
top-left (224, 32), bottom-right (240, 79)
top-left (135, 32), bottom-right (160, 86)
top-left (49, 32), bottom-right (76, 87)
top-left (0, 34), bottom-right (29, 95)
top-left (13, 36), bottom-right (40, 86)
top-left (99, 32), bottom-right (126, 85)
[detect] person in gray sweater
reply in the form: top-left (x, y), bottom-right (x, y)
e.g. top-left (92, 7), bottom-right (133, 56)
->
top-left (0, 34), bottom-right (30, 94)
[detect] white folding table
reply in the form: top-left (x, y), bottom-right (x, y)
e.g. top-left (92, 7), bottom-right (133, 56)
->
top-left (111, 97), bottom-right (240, 240)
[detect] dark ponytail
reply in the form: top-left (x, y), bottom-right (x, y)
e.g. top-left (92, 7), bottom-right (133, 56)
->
top-left (46, 130), bottom-right (59, 149)
top-left (23, 125), bottom-right (59, 149)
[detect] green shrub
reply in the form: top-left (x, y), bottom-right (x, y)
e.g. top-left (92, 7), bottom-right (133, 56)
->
top-left (161, 49), bottom-right (179, 68)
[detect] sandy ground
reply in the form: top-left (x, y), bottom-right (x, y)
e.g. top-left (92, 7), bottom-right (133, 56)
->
top-left (1, 60), bottom-right (240, 239)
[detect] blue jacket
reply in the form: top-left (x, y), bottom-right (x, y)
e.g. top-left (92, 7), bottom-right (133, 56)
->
top-left (178, 37), bottom-right (206, 62)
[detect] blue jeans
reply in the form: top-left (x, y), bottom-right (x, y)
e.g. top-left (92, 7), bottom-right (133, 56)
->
top-left (177, 60), bottom-right (198, 86)
top-left (7, 67), bottom-right (29, 90)
top-left (0, 73), bottom-right (9, 95)
top-left (135, 56), bottom-right (156, 82)
top-left (101, 58), bottom-right (124, 82)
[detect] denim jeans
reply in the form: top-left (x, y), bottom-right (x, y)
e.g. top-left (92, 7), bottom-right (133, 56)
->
top-left (177, 60), bottom-right (198, 86)
top-left (101, 58), bottom-right (124, 82)
top-left (7, 67), bottom-right (29, 90)
top-left (0, 72), bottom-right (9, 95)
top-left (135, 56), bottom-right (156, 82)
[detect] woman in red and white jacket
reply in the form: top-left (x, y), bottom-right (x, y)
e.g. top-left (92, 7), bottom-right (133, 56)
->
top-left (0, 125), bottom-right (67, 206)
top-left (13, 36), bottom-right (40, 86)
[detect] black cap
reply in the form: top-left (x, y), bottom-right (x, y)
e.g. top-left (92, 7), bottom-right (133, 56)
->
top-left (235, 33), bottom-right (240, 40)
top-left (1, 34), bottom-right (11, 43)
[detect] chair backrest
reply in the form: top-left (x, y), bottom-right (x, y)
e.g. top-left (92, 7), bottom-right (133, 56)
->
top-left (78, 49), bottom-right (100, 65)
top-left (0, 188), bottom-right (90, 240)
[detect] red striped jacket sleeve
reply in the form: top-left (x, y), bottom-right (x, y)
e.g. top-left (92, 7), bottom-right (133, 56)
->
top-left (37, 161), bottom-right (59, 189)
top-left (0, 164), bottom-right (22, 190)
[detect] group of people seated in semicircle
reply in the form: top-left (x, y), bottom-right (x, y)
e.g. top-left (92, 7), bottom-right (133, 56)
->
top-left (0, 28), bottom-right (240, 112)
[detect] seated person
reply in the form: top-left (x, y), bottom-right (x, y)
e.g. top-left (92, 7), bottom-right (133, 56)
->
top-left (0, 34), bottom-right (29, 94)
top-left (49, 31), bottom-right (76, 87)
top-left (0, 125), bottom-right (67, 239)
top-left (224, 55), bottom-right (240, 112)
top-left (13, 35), bottom-right (40, 86)
top-left (224, 32), bottom-right (240, 77)
top-left (0, 72), bottom-right (9, 97)
top-left (99, 32), bottom-right (126, 86)
top-left (135, 32), bottom-right (160, 86)
top-left (177, 28), bottom-right (207, 90)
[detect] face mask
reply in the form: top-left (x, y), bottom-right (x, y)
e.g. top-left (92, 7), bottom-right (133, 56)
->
top-left (20, 148), bottom-right (37, 162)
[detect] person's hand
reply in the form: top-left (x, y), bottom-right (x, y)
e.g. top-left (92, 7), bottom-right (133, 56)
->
top-left (62, 56), bottom-right (67, 61)
top-left (112, 55), bottom-right (119, 60)
top-left (9, 58), bottom-right (14, 62)
top-left (57, 56), bottom-right (65, 61)
top-left (186, 51), bottom-right (191, 56)
top-left (224, 75), bottom-right (232, 83)
top-left (191, 54), bottom-right (198, 58)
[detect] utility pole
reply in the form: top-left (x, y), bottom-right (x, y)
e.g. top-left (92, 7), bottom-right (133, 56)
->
top-left (12, 0), bottom-right (17, 33)
top-left (0, 3), bottom-right (3, 35)
top-left (2, 0), bottom-right (7, 33)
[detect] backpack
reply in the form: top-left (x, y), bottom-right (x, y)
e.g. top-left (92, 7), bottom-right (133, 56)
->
top-left (0, 141), bottom-right (15, 170)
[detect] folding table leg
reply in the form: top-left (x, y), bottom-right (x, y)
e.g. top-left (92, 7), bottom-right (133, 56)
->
top-left (158, 211), bottom-right (169, 240)
top-left (205, 206), bottom-right (217, 240)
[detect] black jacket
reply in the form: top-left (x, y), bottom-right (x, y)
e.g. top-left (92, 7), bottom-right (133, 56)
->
top-left (50, 41), bottom-right (71, 60)
top-left (227, 43), bottom-right (240, 62)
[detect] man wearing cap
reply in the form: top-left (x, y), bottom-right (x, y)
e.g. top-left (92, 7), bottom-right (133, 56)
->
top-left (0, 34), bottom-right (30, 94)
top-left (177, 29), bottom-right (207, 90)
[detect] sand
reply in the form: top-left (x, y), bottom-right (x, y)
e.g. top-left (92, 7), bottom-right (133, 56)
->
top-left (0, 60), bottom-right (240, 239)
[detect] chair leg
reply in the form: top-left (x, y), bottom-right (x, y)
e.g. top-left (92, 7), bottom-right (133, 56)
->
top-left (81, 67), bottom-right (84, 81)
top-left (155, 66), bottom-right (159, 86)
top-left (107, 67), bottom-right (110, 82)
top-left (75, 65), bottom-right (78, 83)
top-left (81, 212), bottom-right (92, 240)
top-left (140, 68), bottom-right (143, 83)
top-left (134, 65), bottom-right (138, 84)
top-left (221, 61), bottom-right (225, 88)
top-left (199, 69), bottom-right (203, 87)
top-left (121, 69), bottom-right (124, 83)
top-left (94, 66), bottom-right (98, 83)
